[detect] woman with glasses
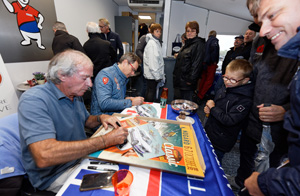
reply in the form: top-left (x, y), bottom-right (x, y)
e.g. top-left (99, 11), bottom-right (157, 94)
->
top-left (173, 21), bottom-right (206, 101)
top-left (143, 23), bottom-right (165, 102)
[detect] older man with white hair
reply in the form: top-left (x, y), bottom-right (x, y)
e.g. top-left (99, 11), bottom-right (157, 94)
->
top-left (18, 50), bottom-right (128, 193)
top-left (83, 21), bottom-right (116, 82)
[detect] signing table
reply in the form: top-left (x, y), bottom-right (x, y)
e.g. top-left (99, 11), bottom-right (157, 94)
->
top-left (57, 104), bottom-right (234, 196)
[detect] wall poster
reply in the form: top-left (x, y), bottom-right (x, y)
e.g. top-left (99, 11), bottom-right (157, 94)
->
top-left (0, 0), bottom-right (57, 63)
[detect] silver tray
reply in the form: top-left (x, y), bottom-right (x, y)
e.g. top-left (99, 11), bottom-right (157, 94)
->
top-left (171, 99), bottom-right (198, 116)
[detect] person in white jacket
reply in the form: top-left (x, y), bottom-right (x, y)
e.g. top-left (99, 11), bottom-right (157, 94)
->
top-left (143, 23), bottom-right (165, 102)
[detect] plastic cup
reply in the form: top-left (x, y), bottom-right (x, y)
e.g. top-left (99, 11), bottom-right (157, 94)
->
top-left (111, 169), bottom-right (133, 196)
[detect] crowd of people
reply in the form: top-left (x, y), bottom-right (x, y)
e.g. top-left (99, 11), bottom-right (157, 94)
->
top-left (1, 2), bottom-right (300, 194)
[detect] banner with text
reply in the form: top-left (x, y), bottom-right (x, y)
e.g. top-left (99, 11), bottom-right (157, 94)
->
top-left (0, 54), bottom-right (18, 118)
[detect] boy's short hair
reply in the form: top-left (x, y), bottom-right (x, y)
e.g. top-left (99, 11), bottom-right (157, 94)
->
top-left (149, 23), bottom-right (162, 33)
top-left (226, 59), bottom-right (253, 78)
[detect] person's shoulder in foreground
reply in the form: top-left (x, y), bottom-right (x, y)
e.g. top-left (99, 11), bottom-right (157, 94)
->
top-left (244, 0), bottom-right (300, 195)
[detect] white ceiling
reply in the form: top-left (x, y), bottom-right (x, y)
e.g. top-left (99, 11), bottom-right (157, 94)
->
top-left (113, 0), bottom-right (253, 21)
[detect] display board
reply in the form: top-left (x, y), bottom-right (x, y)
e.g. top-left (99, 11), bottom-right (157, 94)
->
top-left (88, 114), bottom-right (205, 178)
top-left (0, 55), bottom-right (18, 118)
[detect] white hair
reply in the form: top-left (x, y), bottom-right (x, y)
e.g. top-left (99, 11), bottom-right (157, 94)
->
top-left (47, 50), bottom-right (93, 84)
top-left (86, 22), bottom-right (100, 33)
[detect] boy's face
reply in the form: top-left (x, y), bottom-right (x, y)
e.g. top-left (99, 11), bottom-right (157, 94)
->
top-left (223, 70), bottom-right (248, 88)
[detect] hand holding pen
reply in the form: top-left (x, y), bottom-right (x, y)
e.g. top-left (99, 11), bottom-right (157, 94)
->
top-left (100, 120), bottom-right (128, 147)
top-left (116, 121), bottom-right (128, 149)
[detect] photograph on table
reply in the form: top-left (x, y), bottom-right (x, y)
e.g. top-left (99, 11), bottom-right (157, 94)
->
top-left (89, 114), bottom-right (206, 178)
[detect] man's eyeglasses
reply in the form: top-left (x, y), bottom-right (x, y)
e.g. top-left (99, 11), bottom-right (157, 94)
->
top-left (99, 25), bottom-right (106, 28)
top-left (222, 75), bottom-right (245, 84)
top-left (129, 63), bottom-right (137, 73)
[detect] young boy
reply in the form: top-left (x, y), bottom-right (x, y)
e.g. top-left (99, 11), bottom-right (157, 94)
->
top-left (204, 59), bottom-right (254, 163)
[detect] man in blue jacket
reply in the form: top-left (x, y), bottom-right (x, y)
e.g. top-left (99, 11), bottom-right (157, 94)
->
top-left (99, 18), bottom-right (124, 62)
top-left (91, 53), bottom-right (144, 117)
top-left (244, 0), bottom-right (300, 195)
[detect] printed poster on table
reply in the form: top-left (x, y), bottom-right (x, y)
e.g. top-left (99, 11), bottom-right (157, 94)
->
top-left (0, 54), bottom-right (18, 118)
top-left (88, 115), bottom-right (206, 178)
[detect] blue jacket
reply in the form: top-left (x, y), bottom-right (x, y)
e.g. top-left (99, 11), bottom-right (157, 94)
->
top-left (90, 63), bottom-right (132, 115)
top-left (99, 29), bottom-right (124, 62)
top-left (257, 27), bottom-right (300, 196)
top-left (204, 35), bottom-right (219, 65)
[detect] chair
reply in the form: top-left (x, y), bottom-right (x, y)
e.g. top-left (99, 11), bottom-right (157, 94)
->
top-left (0, 113), bottom-right (55, 196)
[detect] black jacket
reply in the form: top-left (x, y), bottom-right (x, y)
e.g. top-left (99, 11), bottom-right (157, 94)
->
top-left (52, 30), bottom-right (85, 55)
top-left (173, 36), bottom-right (205, 90)
top-left (99, 29), bottom-right (123, 62)
top-left (135, 34), bottom-right (147, 64)
top-left (205, 82), bottom-right (254, 152)
top-left (239, 41), bottom-right (253, 61)
top-left (204, 36), bottom-right (219, 65)
top-left (83, 33), bottom-right (116, 80)
top-left (256, 27), bottom-right (300, 196)
top-left (221, 46), bottom-right (243, 74)
top-left (245, 36), bottom-right (299, 144)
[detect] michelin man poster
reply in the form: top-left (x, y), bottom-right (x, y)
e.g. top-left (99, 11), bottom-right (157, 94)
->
top-left (0, 0), bottom-right (57, 63)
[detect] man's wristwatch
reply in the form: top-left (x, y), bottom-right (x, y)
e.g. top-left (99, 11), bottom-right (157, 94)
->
top-left (97, 115), bottom-right (101, 123)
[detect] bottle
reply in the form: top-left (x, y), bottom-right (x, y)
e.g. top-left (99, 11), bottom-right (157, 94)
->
top-left (160, 88), bottom-right (168, 108)
top-left (255, 103), bottom-right (275, 173)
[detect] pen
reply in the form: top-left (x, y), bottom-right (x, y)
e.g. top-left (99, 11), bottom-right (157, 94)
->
top-left (116, 121), bottom-right (121, 127)
top-left (116, 121), bottom-right (128, 148)
top-left (87, 166), bottom-right (117, 172)
top-left (90, 161), bottom-right (117, 165)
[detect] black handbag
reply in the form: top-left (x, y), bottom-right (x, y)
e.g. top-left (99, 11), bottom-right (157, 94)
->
top-left (172, 34), bottom-right (182, 55)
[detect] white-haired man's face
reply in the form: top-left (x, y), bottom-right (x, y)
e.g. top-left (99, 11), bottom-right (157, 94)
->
top-left (258, 0), bottom-right (300, 50)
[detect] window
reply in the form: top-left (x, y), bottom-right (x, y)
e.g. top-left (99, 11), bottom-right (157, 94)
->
top-left (216, 35), bottom-right (237, 71)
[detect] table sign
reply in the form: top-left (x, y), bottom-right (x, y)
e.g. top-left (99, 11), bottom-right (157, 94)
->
top-left (0, 54), bottom-right (18, 118)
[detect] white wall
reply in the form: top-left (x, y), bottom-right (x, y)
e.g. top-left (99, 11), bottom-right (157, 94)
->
top-left (5, 0), bottom-right (119, 98)
top-left (206, 11), bottom-right (252, 36)
top-left (165, 1), bottom-right (252, 56)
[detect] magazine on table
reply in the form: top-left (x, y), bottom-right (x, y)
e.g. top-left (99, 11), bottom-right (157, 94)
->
top-left (88, 114), bottom-right (206, 178)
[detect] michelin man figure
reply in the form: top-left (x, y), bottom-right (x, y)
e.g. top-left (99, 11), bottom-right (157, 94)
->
top-left (2, 0), bottom-right (46, 49)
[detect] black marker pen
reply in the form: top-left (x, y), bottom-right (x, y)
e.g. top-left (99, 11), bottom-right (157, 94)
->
top-left (116, 121), bottom-right (128, 148)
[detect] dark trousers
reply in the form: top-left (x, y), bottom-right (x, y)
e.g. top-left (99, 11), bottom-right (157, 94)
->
top-left (0, 175), bottom-right (23, 196)
top-left (235, 132), bottom-right (258, 187)
top-left (180, 90), bottom-right (194, 102)
top-left (214, 148), bottom-right (225, 165)
top-left (145, 79), bottom-right (158, 102)
top-left (173, 88), bottom-right (181, 100)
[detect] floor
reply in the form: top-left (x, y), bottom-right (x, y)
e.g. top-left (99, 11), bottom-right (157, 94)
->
top-left (196, 94), bottom-right (240, 196)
